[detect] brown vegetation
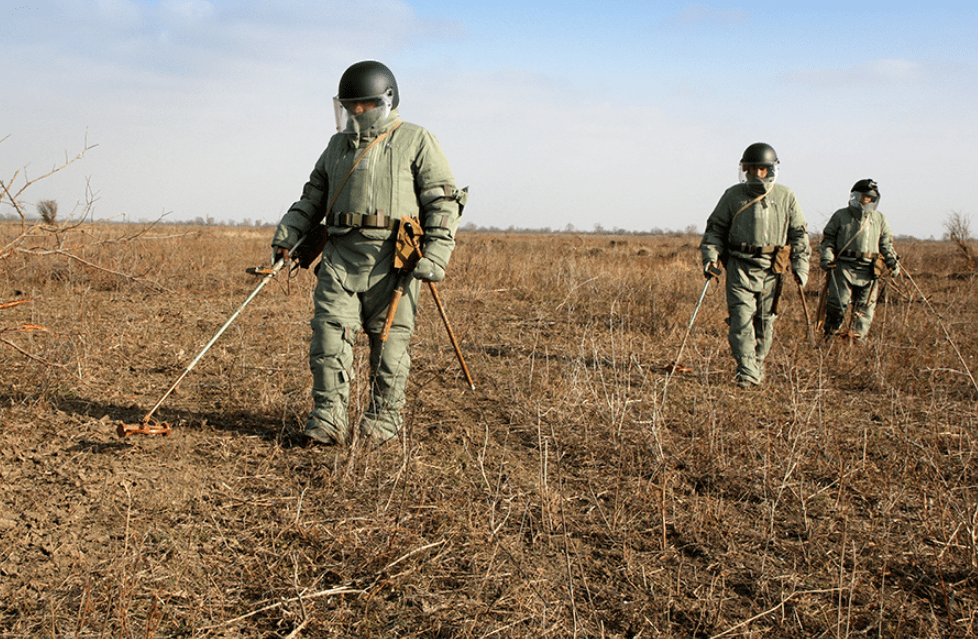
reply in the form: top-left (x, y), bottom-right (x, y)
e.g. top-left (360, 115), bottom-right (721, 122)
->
top-left (1, 224), bottom-right (976, 638)
top-left (943, 211), bottom-right (975, 268)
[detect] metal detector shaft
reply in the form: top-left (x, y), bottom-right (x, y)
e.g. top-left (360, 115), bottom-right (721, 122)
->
top-left (660, 270), bottom-right (718, 407)
top-left (673, 277), bottom-right (712, 366)
top-left (128, 233), bottom-right (309, 434)
top-left (427, 281), bottom-right (475, 391)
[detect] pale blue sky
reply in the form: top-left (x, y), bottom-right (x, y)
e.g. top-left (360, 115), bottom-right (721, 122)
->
top-left (2, 1), bottom-right (976, 238)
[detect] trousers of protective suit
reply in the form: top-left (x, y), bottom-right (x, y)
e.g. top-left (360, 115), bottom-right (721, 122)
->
top-left (824, 264), bottom-right (878, 337)
top-left (725, 257), bottom-right (779, 384)
top-left (304, 262), bottom-right (420, 444)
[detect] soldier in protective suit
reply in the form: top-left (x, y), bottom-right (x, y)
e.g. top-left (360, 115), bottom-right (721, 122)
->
top-left (271, 61), bottom-right (465, 445)
top-left (700, 143), bottom-right (811, 388)
top-left (818, 179), bottom-right (899, 339)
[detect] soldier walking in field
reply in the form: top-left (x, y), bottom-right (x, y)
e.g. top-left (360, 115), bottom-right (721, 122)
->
top-left (271, 61), bottom-right (465, 446)
top-left (818, 179), bottom-right (899, 340)
top-left (700, 143), bottom-right (811, 388)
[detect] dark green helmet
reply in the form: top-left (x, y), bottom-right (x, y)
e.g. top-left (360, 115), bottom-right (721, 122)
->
top-left (740, 142), bottom-right (779, 167)
top-left (851, 179), bottom-right (879, 201)
top-left (337, 61), bottom-right (399, 109)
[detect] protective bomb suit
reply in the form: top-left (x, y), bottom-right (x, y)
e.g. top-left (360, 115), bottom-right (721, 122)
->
top-left (700, 143), bottom-right (811, 387)
top-left (272, 61), bottom-right (464, 444)
top-left (819, 179), bottom-right (898, 339)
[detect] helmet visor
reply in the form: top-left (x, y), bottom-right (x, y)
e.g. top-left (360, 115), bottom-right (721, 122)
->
top-left (332, 91), bottom-right (393, 133)
top-left (738, 162), bottom-right (779, 184)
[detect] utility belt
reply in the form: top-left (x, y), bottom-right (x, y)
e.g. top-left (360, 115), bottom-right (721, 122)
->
top-left (733, 243), bottom-right (781, 257)
top-left (728, 244), bottom-right (791, 274)
top-left (839, 249), bottom-right (879, 261)
top-left (326, 211), bottom-right (399, 230)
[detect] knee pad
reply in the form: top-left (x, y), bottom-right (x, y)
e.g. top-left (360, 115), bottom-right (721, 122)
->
top-left (310, 320), bottom-right (355, 390)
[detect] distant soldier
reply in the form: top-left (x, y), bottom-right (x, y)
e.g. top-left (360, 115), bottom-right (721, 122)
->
top-left (818, 179), bottom-right (899, 339)
top-left (701, 143), bottom-right (811, 388)
top-left (271, 61), bottom-right (465, 446)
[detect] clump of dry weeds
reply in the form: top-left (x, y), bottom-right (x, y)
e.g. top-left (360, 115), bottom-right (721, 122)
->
top-left (1, 226), bottom-right (976, 638)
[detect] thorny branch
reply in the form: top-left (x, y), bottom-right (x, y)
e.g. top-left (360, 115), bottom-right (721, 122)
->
top-left (1, 135), bottom-right (170, 364)
top-left (1, 134), bottom-right (97, 221)
top-left (1, 133), bottom-right (101, 250)
top-left (8, 246), bottom-right (171, 293)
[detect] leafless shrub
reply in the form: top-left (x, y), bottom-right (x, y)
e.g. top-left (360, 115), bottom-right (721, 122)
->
top-left (1, 135), bottom-right (170, 364)
top-left (38, 199), bottom-right (58, 225)
top-left (942, 211), bottom-right (974, 266)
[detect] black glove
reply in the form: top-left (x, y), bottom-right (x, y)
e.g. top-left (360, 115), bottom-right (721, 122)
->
top-left (704, 262), bottom-right (722, 280)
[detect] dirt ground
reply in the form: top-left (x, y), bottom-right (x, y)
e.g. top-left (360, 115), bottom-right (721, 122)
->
top-left (1, 224), bottom-right (976, 638)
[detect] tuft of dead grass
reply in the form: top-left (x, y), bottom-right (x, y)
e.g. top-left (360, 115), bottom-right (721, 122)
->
top-left (1, 225), bottom-right (976, 637)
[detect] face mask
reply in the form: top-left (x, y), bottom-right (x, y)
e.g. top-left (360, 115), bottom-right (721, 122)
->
top-left (334, 89), bottom-right (394, 135)
top-left (739, 163), bottom-right (778, 184)
top-left (745, 173), bottom-right (776, 196)
top-left (344, 105), bottom-right (390, 137)
top-left (849, 192), bottom-right (879, 212)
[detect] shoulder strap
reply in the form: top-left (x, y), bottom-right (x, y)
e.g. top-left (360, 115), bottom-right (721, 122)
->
top-left (730, 190), bottom-right (795, 251)
top-left (316, 121), bottom-right (404, 224)
top-left (836, 211), bottom-right (873, 255)
top-left (731, 193), bottom-right (766, 227)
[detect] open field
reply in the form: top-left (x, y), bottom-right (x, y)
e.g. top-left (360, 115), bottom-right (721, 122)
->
top-left (1, 223), bottom-right (977, 638)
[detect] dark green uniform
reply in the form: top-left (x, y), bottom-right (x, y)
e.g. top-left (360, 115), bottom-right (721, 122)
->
top-left (819, 205), bottom-right (897, 337)
top-left (273, 108), bottom-right (463, 443)
top-left (701, 178), bottom-right (810, 385)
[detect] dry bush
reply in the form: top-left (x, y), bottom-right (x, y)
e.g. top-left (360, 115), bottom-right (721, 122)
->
top-left (37, 199), bottom-right (58, 225)
top-left (1, 228), bottom-right (976, 638)
top-left (943, 211), bottom-right (975, 268)
top-left (1, 139), bottom-right (173, 368)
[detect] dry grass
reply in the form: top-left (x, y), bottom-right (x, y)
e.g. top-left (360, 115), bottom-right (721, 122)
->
top-left (1, 222), bottom-right (976, 638)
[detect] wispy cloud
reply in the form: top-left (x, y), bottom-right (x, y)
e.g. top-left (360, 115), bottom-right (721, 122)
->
top-left (8, 0), bottom-right (460, 79)
top-left (3, 2), bottom-right (974, 238)
top-left (665, 4), bottom-right (750, 26)
top-left (159, 0), bottom-right (216, 26)
top-left (785, 58), bottom-right (926, 87)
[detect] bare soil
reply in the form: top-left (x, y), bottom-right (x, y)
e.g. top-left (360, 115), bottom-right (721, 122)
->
top-left (1, 224), bottom-right (976, 638)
